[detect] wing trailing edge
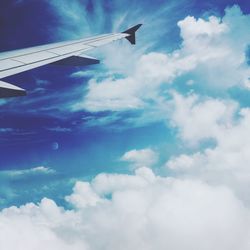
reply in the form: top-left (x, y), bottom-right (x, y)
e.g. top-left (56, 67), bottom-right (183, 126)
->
top-left (0, 81), bottom-right (26, 98)
top-left (50, 54), bottom-right (100, 66)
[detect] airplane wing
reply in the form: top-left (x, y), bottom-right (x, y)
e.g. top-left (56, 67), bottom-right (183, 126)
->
top-left (0, 24), bottom-right (142, 98)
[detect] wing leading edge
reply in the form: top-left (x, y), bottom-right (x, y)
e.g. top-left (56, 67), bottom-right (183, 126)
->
top-left (0, 24), bottom-right (142, 98)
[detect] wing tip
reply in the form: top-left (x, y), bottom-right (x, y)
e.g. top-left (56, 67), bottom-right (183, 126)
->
top-left (122, 24), bottom-right (143, 45)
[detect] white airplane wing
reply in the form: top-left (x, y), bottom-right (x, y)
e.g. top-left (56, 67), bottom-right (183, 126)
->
top-left (0, 24), bottom-right (142, 98)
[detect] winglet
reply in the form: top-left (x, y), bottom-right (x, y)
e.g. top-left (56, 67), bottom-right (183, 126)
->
top-left (122, 24), bottom-right (142, 45)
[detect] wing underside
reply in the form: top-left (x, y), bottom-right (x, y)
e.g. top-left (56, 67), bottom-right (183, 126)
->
top-left (0, 24), bottom-right (142, 98)
top-left (0, 81), bottom-right (26, 98)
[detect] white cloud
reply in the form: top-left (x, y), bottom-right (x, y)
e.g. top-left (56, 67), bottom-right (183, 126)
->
top-left (166, 95), bottom-right (250, 202)
top-left (0, 198), bottom-right (85, 250)
top-left (31, 166), bottom-right (56, 175)
top-left (121, 148), bottom-right (159, 168)
top-left (65, 182), bottom-right (101, 209)
top-left (72, 50), bottom-right (197, 112)
top-left (0, 169), bottom-right (250, 250)
top-left (70, 70), bottom-right (95, 78)
top-left (92, 167), bottom-right (156, 196)
top-left (0, 128), bottom-right (14, 133)
top-left (73, 77), bottom-right (144, 112)
top-left (0, 166), bottom-right (55, 178)
top-left (168, 91), bottom-right (238, 145)
top-left (177, 6), bottom-right (250, 89)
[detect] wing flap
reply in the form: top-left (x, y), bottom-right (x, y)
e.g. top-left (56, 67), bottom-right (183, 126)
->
top-left (51, 55), bottom-right (99, 66)
top-left (0, 81), bottom-right (26, 98)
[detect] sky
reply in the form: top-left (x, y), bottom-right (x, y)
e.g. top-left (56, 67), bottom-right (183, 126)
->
top-left (1, 0), bottom-right (250, 249)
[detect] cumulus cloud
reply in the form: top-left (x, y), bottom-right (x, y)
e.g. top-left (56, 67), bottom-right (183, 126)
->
top-left (178, 6), bottom-right (250, 89)
top-left (168, 91), bottom-right (238, 145)
top-left (121, 148), bottom-right (159, 168)
top-left (1, 168), bottom-right (250, 250)
top-left (166, 93), bottom-right (250, 202)
top-left (65, 182), bottom-right (101, 209)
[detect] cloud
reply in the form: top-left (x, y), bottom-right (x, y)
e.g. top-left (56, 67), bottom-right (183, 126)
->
top-left (0, 166), bottom-right (55, 178)
top-left (47, 127), bottom-right (72, 133)
top-left (0, 198), bottom-right (85, 250)
top-left (121, 148), bottom-right (159, 168)
top-left (73, 77), bottom-right (144, 112)
top-left (0, 100), bottom-right (7, 106)
top-left (48, 0), bottom-right (93, 39)
top-left (0, 168), bottom-right (250, 250)
top-left (0, 167), bottom-right (56, 207)
top-left (168, 91), bottom-right (238, 145)
top-left (72, 50), bottom-right (195, 112)
top-left (177, 5), bottom-right (250, 89)
top-left (0, 128), bottom-right (15, 133)
top-left (166, 93), bottom-right (250, 202)
top-left (72, 5), bottom-right (250, 115)
top-left (65, 182), bottom-right (101, 209)
top-left (70, 70), bottom-right (95, 78)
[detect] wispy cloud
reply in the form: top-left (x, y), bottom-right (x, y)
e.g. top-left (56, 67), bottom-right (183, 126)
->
top-left (46, 126), bottom-right (72, 132)
top-left (0, 166), bottom-right (56, 178)
top-left (0, 128), bottom-right (15, 133)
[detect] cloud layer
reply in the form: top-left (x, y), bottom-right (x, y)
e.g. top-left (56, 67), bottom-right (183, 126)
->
top-left (1, 167), bottom-right (250, 250)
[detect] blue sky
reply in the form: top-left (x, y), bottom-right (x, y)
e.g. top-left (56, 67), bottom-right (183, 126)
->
top-left (1, 1), bottom-right (250, 249)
